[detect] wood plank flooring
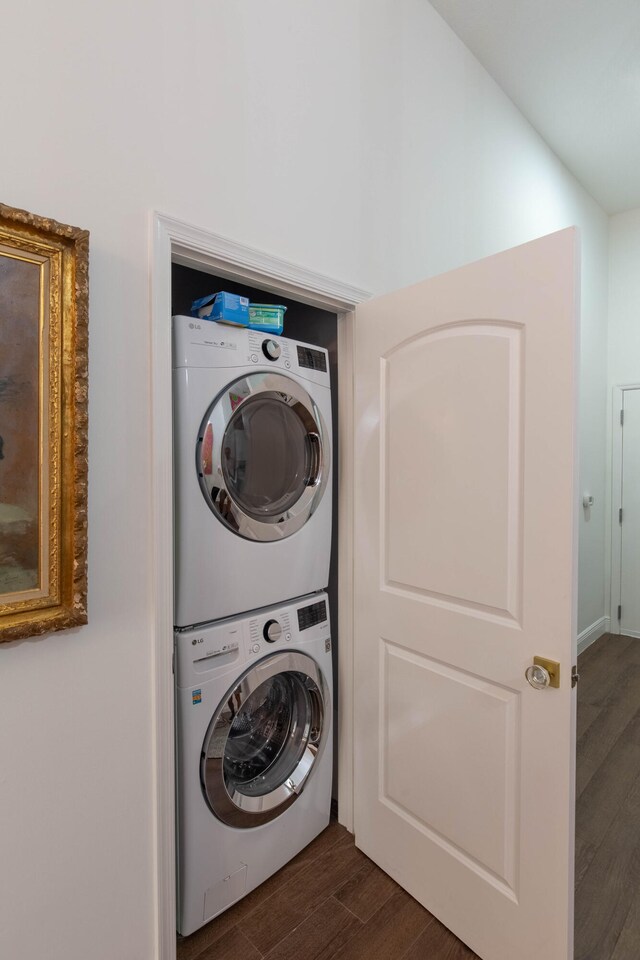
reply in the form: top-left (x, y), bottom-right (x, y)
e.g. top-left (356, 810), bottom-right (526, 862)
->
top-left (177, 632), bottom-right (640, 960)
top-left (575, 633), bottom-right (640, 960)
top-left (177, 818), bottom-right (477, 960)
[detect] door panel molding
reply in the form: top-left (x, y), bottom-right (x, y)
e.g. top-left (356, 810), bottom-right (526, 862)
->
top-left (380, 319), bottom-right (524, 624)
top-left (379, 637), bottom-right (521, 897)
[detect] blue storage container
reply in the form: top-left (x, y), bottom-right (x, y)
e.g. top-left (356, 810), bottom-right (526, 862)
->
top-left (190, 292), bottom-right (250, 326)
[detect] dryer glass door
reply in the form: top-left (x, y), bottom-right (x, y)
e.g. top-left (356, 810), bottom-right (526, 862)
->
top-left (197, 372), bottom-right (330, 541)
top-left (201, 651), bottom-right (328, 828)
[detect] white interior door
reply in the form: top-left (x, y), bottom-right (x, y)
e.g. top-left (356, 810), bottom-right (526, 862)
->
top-left (353, 229), bottom-right (578, 960)
top-left (620, 388), bottom-right (640, 637)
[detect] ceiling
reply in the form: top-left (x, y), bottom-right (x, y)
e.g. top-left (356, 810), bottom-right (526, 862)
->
top-left (428, 0), bottom-right (640, 214)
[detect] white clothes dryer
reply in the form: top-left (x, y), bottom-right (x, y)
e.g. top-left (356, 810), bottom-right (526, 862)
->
top-left (173, 315), bottom-right (333, 627)
top-left (175, 592), bottom-right (333, 937)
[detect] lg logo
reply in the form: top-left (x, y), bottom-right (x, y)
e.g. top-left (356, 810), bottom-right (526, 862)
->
top-left (191, 637), bottom-right (204, 646)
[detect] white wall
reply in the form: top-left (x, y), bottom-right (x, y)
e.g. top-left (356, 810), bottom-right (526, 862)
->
top-left (0, 2), bottom-right (608, 958)
top-left (608, 209), bottom-right (640, 388)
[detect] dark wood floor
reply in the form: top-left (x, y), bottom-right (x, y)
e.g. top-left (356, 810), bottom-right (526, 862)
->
top-left (178, 632), bottom-right (639, 960)
top-left (177, 816), bottom-right (477, 960)
top-left (575, 633), bottom-right (640, 960)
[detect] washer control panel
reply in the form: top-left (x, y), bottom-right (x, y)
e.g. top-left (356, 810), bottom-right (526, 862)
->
top-left (175, 592), bottom-right (330, 685)
top-left (246, 592), bottom-right (329, 661)
top-left (248, 609), bottom-right (292, 658)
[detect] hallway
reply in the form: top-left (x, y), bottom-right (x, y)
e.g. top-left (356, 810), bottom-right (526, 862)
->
top-left (575, 634), bottom-right (640, 959)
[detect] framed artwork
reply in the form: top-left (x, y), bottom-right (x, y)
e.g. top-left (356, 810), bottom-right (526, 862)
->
top-left (0, 203), bottom-right (88, 643)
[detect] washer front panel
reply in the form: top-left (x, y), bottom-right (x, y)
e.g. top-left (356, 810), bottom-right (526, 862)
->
top-left (197, 372), bottom-right (330, 541)
top-left (201, 650), bottom-right (328, 828)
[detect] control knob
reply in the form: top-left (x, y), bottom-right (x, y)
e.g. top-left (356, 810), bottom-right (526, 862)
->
top-left (263, 619), bottom-right (283, 643)
top-left (262, 339), bottom-right (281, 361)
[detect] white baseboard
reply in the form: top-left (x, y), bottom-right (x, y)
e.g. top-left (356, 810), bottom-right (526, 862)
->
top-left (577, 617), bottom-right (610, 656)
top-left (620, 628), bottom-right (640, 639)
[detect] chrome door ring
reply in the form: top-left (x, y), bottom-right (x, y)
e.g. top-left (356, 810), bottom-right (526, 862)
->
top-left (200, 650), bottom-right (329, 828)
top-left (197, 372), bottom-right (330, 541)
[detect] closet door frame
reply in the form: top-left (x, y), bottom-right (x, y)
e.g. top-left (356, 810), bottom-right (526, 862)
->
top-left (151, 212), bottom-right (370, 960)
top-left (610, 383), bottom-right (640, 635)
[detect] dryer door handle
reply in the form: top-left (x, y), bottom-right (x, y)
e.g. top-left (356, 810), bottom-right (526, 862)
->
top-left (305, 432), bottom-right (322, 486)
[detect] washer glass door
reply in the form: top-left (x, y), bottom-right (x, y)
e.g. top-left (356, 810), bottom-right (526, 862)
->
top-left (197, 372), bottom-right (329, 541)
top-left (201, 651), bottom-right (328, 827)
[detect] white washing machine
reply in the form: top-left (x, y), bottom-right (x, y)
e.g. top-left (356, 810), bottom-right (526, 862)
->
top-left (173, 315), bottom-right (333, 627)
top-left (175, 592), bottom-right (333, 937)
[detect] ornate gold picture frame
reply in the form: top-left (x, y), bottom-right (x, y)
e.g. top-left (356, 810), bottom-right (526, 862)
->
top-left (0, 203), bottom-right (88, 642)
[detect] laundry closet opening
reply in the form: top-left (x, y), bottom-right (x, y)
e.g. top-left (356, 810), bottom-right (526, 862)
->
top-left (171, 265), bottom-right (340, 733)
top-left (170, 261), bottom-right (341, 939)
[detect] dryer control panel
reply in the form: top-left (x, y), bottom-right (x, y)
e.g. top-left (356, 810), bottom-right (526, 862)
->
top-left (172, 315), bottom-right (330, 390)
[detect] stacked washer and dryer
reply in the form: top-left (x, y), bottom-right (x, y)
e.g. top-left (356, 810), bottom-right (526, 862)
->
top-left (172, 314), bottom-right (334, 937)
